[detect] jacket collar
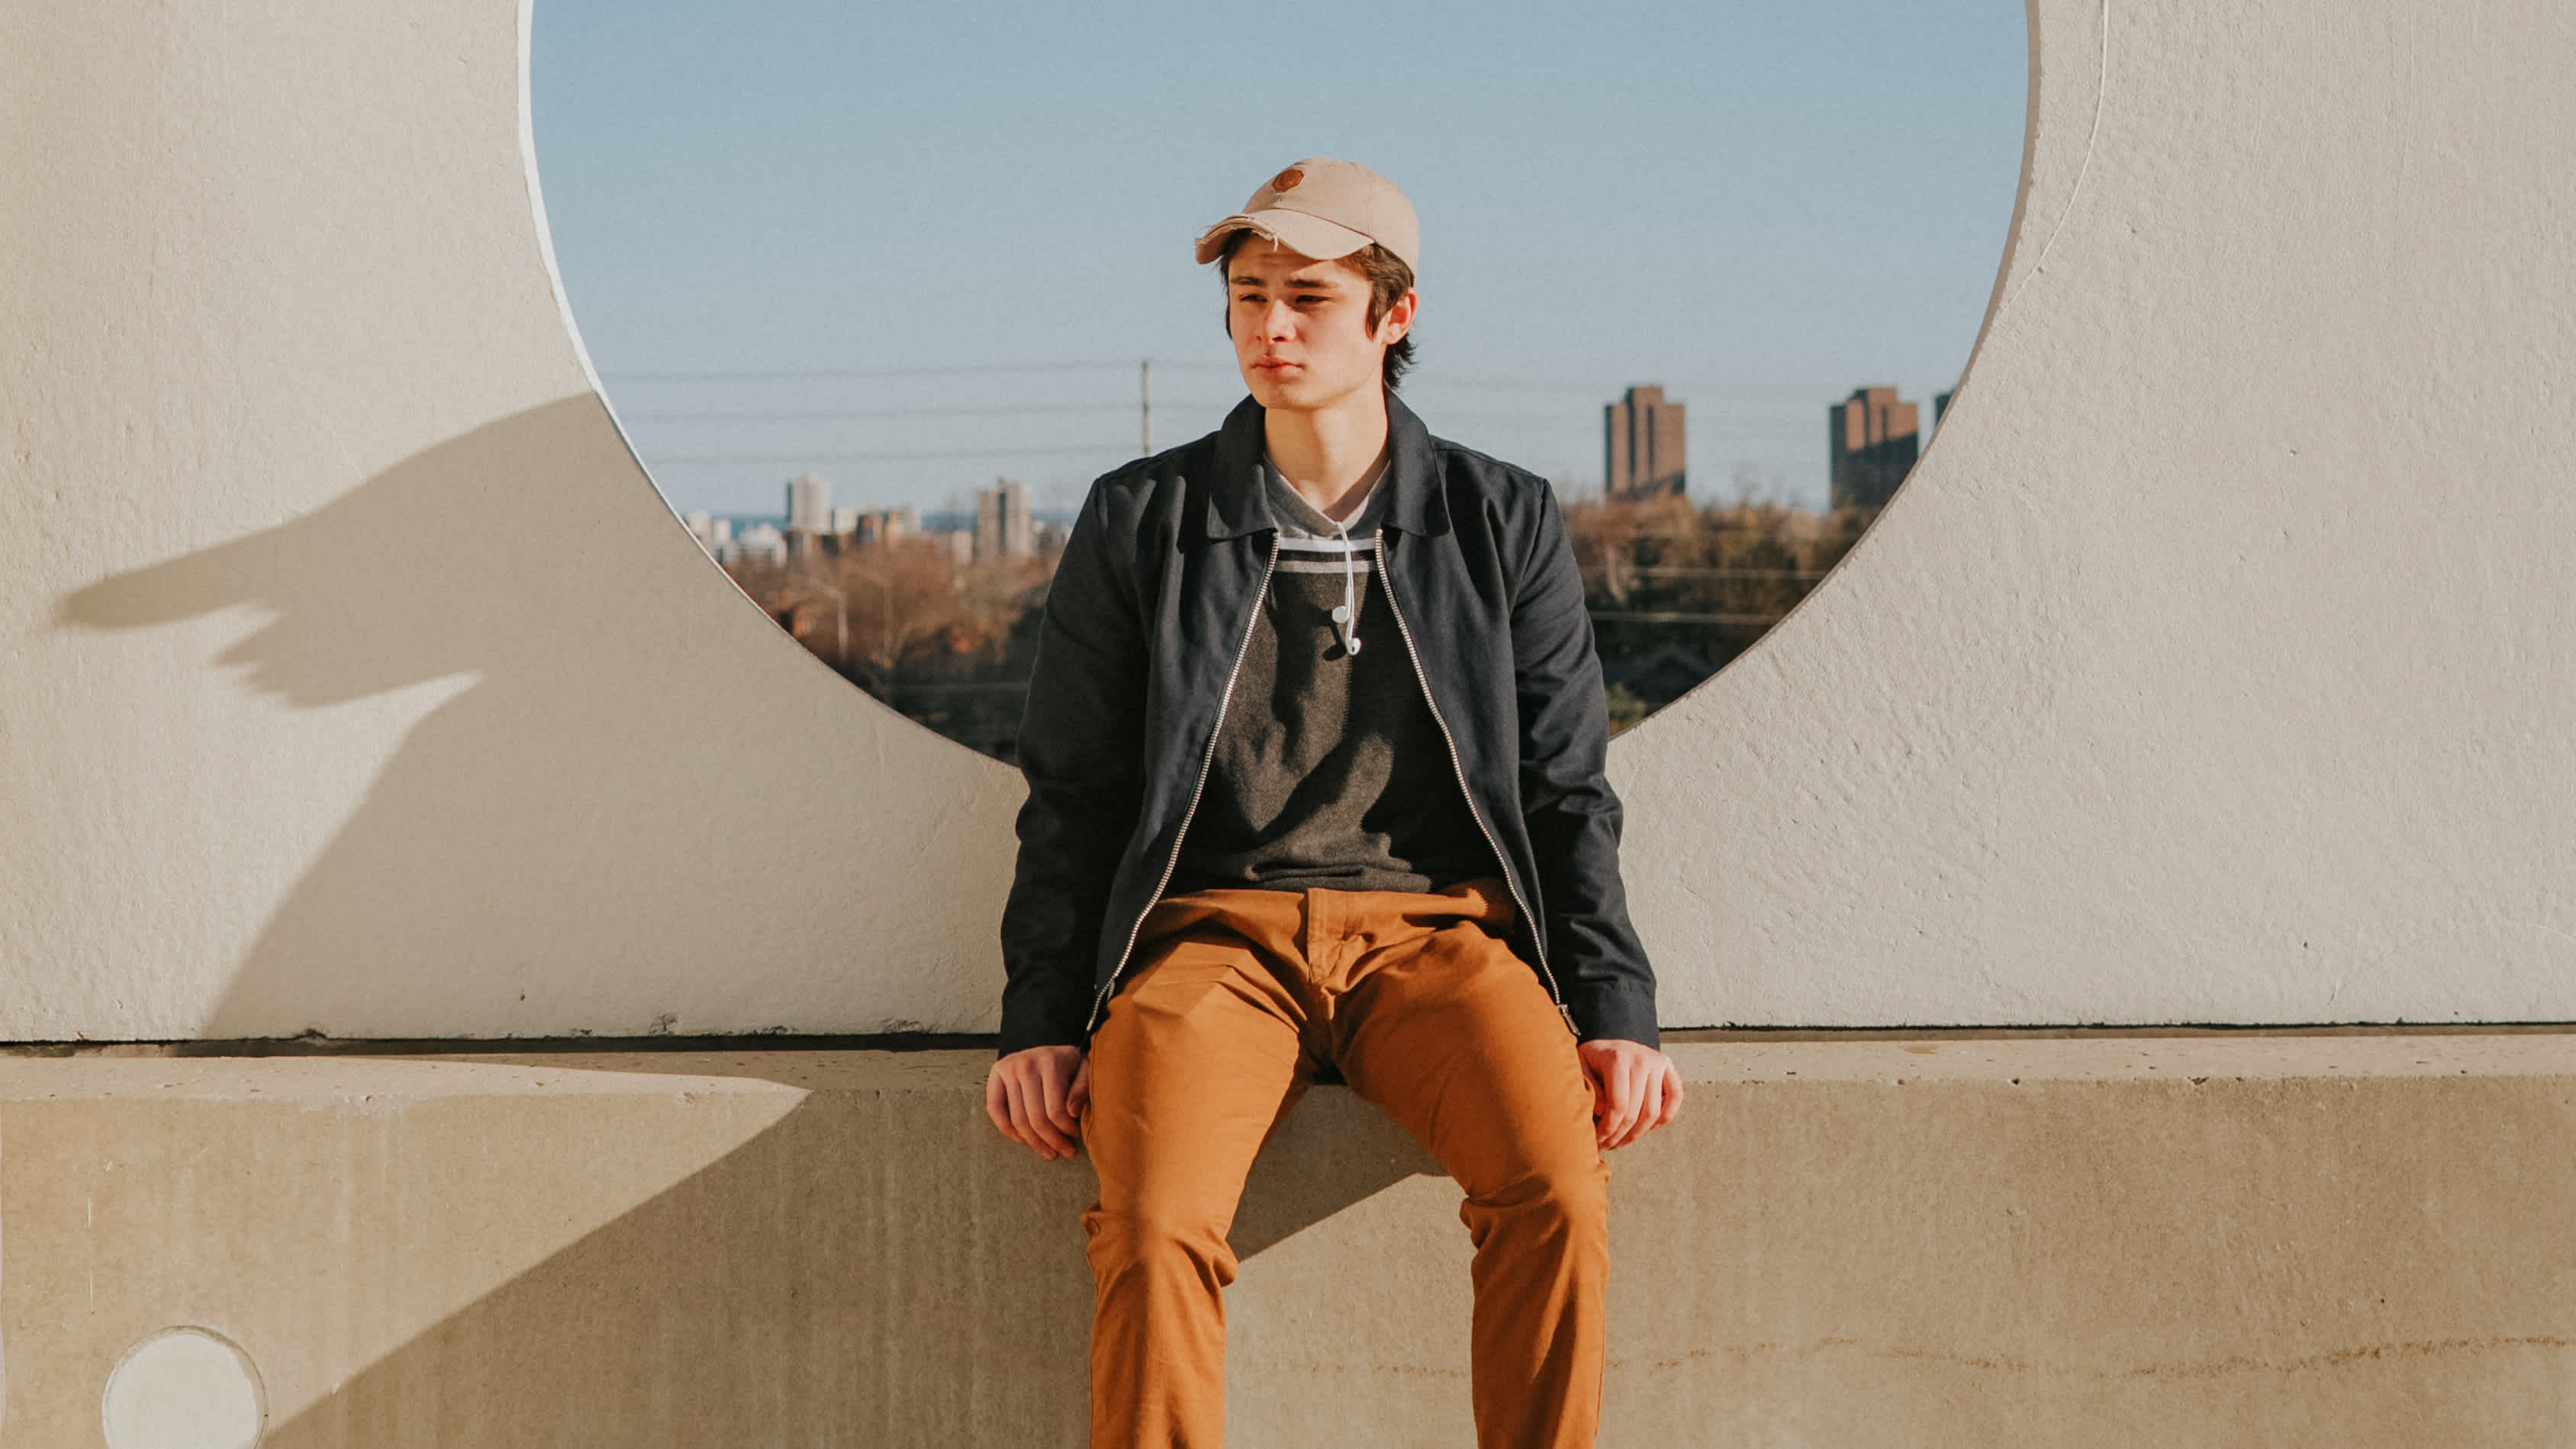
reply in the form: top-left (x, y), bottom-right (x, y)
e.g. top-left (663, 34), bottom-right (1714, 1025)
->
top-left (1202, 388), bottom-right (1449, 541)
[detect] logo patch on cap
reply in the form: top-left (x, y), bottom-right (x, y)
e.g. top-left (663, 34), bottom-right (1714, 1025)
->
top-left (1268, 166), bottom-right (1305, 193)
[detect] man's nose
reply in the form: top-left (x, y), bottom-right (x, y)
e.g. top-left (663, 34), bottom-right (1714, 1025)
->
top-left (1259, 300), bottom-right (1294, 340)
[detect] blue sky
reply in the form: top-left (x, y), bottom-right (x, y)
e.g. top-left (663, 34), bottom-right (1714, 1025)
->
top-left (533, 0), bottom-right (2026, 516)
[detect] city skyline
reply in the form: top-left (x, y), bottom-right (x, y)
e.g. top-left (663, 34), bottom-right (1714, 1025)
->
top-left (533, 0), bottom-right (2025, 516)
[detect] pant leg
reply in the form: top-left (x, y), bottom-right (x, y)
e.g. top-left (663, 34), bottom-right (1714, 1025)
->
top-left (1329, 890), bottom-right (1609, 1449)
top-left (1082, 897), bottom-right (1312, 1449)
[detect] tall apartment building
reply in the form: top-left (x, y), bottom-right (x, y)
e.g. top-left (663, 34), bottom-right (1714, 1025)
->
top-left (785, 472), bottom-right (832, 535)
top-left (1604, 385), bottom-right (1687, 499)
top-left (974, 478), bottom-right (1034, 564)
top-left (1828, 387), bottom-right (1920, 510)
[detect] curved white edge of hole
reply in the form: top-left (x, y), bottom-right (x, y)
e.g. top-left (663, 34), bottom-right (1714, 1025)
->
top-left (1616, 0), bottom-right (2081, 748)
top-left (101, 1325), bottom-right (269, 1449)
top-left (513, 0), bottom-right (984, 728)
top-left (513, 2), bottom-right (2066, 761)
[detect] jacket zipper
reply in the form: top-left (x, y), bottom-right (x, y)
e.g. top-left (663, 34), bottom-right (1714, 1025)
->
top-left (1373, 526), bottom-right (1579, 1037)
top-left (1083, 533), bottom-right (1283, 1035)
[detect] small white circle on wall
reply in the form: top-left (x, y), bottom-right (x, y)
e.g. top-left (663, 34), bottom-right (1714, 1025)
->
top-left (101, 1327), bottom-right (267, 1449)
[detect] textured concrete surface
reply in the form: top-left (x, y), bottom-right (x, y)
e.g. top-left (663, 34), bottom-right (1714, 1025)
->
top-left (8, 1038), bottom-right (2576, 1447)
top-left (1616, 0), bottom-right (2576, 1028)
top-left (6, 0), bottom-right (2576, 1040)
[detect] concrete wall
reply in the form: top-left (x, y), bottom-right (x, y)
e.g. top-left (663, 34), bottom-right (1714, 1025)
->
top-left (11, 1038), bottom-right (2576, 1445)
top-left (6, 0), bottom-right (2574, 1040)
top-left (1618, 0), bottom-right (2576, 1028)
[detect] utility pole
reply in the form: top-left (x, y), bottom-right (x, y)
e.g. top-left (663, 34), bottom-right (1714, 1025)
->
top-left (790, 580), bottom-right (848, 668)
top-left (1140, 359), bottom-right (1152, 456)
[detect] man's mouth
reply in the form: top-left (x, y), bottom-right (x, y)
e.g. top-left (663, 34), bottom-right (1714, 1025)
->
top-left (1253, 358), bottom-right (1299, 371)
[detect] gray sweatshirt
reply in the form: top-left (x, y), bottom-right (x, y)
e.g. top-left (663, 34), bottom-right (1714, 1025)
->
top-left (1167, 453), bottom-right (1494, 897)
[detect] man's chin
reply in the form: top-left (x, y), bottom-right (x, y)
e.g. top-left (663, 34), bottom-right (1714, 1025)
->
top-left (1243, 371), bottom-right (1359, 413)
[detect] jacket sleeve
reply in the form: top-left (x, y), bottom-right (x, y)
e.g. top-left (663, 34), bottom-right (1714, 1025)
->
top-left (1509, 484), bottom-right (1661, 1047)
top-left (996, 480), bottom-right (1147, 1055)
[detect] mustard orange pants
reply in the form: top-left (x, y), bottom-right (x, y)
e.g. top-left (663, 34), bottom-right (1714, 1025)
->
top-left (1080, 877), bottom-right (1608, 1449)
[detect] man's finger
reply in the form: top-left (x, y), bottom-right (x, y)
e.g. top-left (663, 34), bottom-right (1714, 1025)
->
top-left (1001, 1076), bottom-right (1040, 1153)
top-left (1006, 1073), bottom-right (1073, 1158)
top-left (1657, 1067), bottom-right (1685, 1128)
top-left (1067, 1057), bottom-right (1092, 1122)
top-left (1596, 1060), bottom-right (1631, 1148)
top-left (1641, 1068), bottom-right (1673, 1144)
top-left (1623, 1071), bottom-right (1666, 1148)
top-left (1015, 1077), bottom-right (1072, 1158)
top-left (1039, 1059), bottom-right (1076, 1136)
top-left (1582, 1049), bottom-right (1616, 1143)
top-left (1611, 1071), bottom-right (1647, 1149)
top-left (1610, 1058), bottom-right (1647, 1146)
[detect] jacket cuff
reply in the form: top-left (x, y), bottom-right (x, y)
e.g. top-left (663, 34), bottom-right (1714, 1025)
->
top-left (1566, 981), bottom-right (1660, 1048)
top-left (997, 974), bottom-right (1094, 1056)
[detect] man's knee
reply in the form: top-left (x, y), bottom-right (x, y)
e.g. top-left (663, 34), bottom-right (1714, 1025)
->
top-left (1083, 1200), bottom-right (1243, 1290)
top-left (1460, 1155), bottom-right (1610, 1251)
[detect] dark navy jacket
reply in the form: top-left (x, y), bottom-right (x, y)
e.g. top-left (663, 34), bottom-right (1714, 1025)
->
top-left (996, 392), bottom-right (1659, 1053)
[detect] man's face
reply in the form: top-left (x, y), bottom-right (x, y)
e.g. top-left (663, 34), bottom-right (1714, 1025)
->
top-left (1225, 240), bottom-right (1415, 414)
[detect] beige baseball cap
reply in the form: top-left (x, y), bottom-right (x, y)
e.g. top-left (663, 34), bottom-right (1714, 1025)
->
top-left (1193, 156), bottom-right (1420, 273)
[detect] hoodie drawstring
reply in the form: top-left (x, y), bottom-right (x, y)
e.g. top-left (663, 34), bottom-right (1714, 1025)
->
top-left (1331, 520), bottom-right (1364, 655)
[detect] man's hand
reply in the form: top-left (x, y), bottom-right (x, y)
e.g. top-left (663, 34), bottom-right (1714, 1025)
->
top-left (1576, 1038), bottom-right (1684, 1151)
top-left (986, 1045), bottom-right (1090, 1161)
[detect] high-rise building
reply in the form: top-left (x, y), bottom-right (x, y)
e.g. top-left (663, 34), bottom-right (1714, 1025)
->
top-left (974, 478), bottom-right (1035, 563)
top-left (1604, 385), bottom-right (1688, 500)
top-left (1828, 387), bottom-right (1920, 510)
top-left (785, 472), bottom-right (832, 536)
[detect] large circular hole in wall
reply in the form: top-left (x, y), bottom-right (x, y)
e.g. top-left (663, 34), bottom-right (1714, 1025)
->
top-left (533, 1), bottom-right (2024, 761)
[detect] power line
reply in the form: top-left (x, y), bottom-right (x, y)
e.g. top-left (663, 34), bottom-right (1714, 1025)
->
top-left (626, 404), bottom-right (1802, 430)
top-left (617, 398), bottom-right (1313, 426)
top-left (599, 359), bottom-right (1855, 401)
top-left (601, 359), bottom-right (1238, 383)
top-left (622, 402), bottom-right (1154, 423)
top-left (654, 444), bottom-right (1145, 465)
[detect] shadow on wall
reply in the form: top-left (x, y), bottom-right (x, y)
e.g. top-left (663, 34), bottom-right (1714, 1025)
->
top-left (58, 397), bottom-right (1013, 1038)
top-left (249, 1071), bottom-right (1437, 1446)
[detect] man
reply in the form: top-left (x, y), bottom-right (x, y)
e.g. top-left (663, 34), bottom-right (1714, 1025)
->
top-left (987, 156), bottom-right (1682, 1448)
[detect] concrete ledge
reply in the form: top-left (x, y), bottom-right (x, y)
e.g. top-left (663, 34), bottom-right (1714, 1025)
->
top-left (7, 1036), bottom-right (2576, 1445)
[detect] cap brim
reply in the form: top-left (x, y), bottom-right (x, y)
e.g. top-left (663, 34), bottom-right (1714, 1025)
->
top-left (1193, 208), bottom-right (1376, 266)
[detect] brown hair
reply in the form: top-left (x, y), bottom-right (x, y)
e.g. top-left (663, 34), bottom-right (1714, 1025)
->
top-left (1214, 231), bottom-right (1417, 390)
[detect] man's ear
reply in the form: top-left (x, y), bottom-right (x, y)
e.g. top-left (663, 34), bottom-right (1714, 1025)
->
top-left (1377, 288), bottom-right (1418, 346)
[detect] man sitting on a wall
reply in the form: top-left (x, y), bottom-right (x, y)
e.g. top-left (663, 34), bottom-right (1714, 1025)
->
top-left (986, 155), bottom-right (1685, 1449)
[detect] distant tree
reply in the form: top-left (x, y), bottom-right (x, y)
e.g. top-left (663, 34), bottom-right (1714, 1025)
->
top-left (1563, 489), bottom-right (1884, 718)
